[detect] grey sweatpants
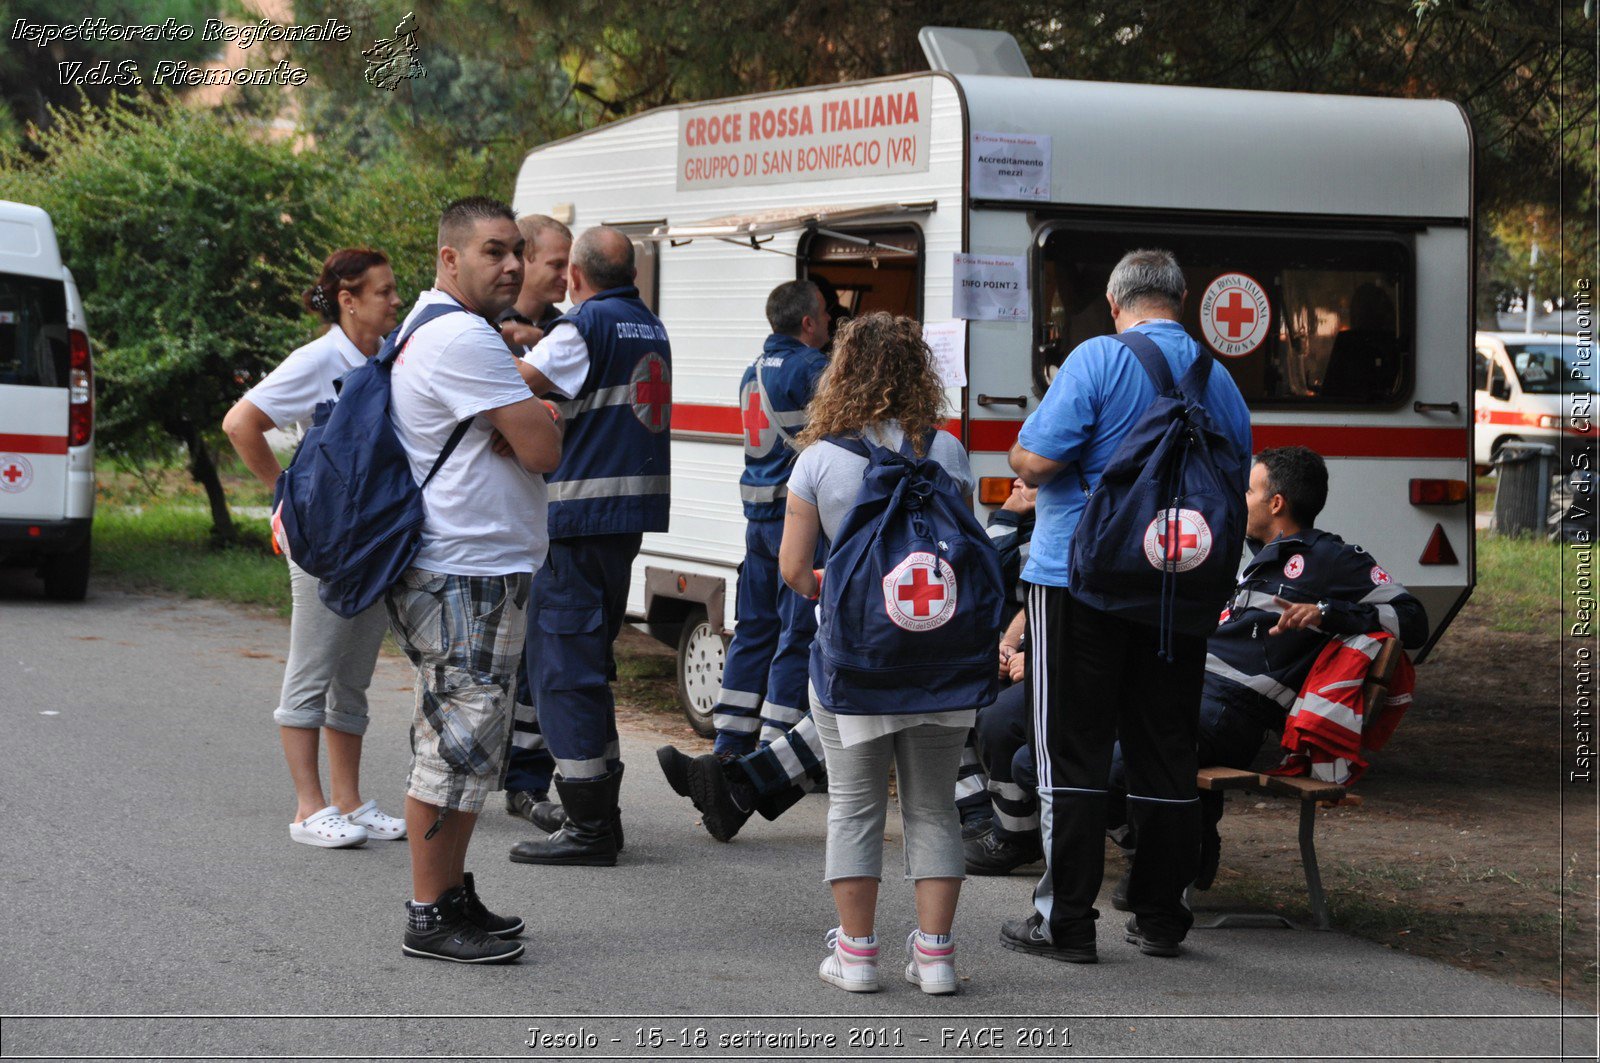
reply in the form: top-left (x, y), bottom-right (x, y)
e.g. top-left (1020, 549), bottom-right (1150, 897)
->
top-left (814, 707), bottom-right (968, 882)
top-left (272, 560), bottom-right (389, 735)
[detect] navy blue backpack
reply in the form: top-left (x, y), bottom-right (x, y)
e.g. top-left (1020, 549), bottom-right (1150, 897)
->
top-left (1067, 331), bottom-right (1247, 653)
top-left (812, 431), bottom-right (1004, 716)
top-left (274, 304), bottom-right (469, 618)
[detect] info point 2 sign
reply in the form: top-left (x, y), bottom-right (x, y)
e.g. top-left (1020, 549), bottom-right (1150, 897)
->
top-left (676, 83), bottom-right (931, 191)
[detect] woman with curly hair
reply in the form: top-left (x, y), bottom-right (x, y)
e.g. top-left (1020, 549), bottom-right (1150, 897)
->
top-left (779, 311), bottom-right (976, 995)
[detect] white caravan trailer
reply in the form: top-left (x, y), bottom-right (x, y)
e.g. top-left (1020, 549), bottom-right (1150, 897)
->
top-left (514, 42), bottom-right (1475, 735)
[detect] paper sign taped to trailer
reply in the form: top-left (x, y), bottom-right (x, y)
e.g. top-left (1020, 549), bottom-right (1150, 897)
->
top-left (677, 82), bottom-right (931, 191)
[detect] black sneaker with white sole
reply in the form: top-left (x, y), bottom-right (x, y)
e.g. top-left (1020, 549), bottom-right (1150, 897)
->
top-left (404, 886), bottom-right (524, 964)
top-left (999, 911), bottom-right (1097, 964)
top-left (461, 872), bottom-right (524, 939)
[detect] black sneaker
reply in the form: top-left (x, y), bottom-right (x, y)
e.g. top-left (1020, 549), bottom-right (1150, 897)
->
top-left (403, 886), bottom-right (524, 964)
top-left (999, 912), bottom-right (1097, 964)
top-left (1124, 916), bottom-right (1182, 958)
top-left (687, 753), bottom-right (753, 843)
top-left (656, 745), bottom-right (693, 799)
top-left (964, 825), bottom-right (1043, 876)
top-left (960, 816), bottom-right (995, 842)
top-left (461, 872), bottom-right (524, 939)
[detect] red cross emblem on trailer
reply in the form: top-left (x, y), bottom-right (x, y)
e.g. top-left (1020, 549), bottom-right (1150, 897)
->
top-left (630, 352), bottom-right (672, 433)
top-left (739, 379), bottom-right (770, 455)
top-left (882, 552), bottom-right (959, 632)
top-left (0, 454), bottom-right (32, 494)
top-left (1142, 509), bottom-right (1214, 573)
top-left (1199, 272), bottom-right (1272, 358)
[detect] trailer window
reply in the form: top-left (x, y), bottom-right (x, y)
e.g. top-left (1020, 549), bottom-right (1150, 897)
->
top-left (608, 222), bottom-right (663, 312)
top-left (801, 225), bottom-right (923, 337)
top-left (0, 273), bottom-right (69, 388)
top-left (1034, 221), bottom-right (1412, 407)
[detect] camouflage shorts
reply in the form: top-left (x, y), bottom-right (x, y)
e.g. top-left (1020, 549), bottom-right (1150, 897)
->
top-left (385, 568), bottom-right (531, 813)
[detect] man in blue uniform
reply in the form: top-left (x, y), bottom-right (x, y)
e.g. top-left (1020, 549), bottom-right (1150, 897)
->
top-left (497, 214), bottom-right (571, 831)
top-left (508, 226), bottom-right (671, 867)
top-left (1005, 249), bottom-right (1252, 962)
top-left (654, 281), bottom-right (829, 802)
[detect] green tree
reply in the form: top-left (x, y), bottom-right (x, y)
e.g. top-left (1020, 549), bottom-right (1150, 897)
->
top-left (0, 101), bottom-right (325, 541)
top-left (0, 0), bottom-right (221, 148)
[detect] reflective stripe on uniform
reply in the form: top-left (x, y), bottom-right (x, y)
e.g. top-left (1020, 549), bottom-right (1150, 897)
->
top-left (741, 483), bottom-right (788, 503)
top-left (554, 383), bottom-right (634, 420)
top-left (547, 475), bottom-right (671, 502)
top-left (717, 688), bottom-right (762, 709)
top-left (1204, 652), bottom-right (1297, 708)
top-left (713, 713), bottom-right (760, 734)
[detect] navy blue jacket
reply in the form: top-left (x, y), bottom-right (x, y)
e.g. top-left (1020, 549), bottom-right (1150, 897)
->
top-left (1206, 527), bottom-right (1428, 717)
top-left (738, 333), bottom-right (828, 521)
top-left (546, 286), bottom-right (672, 539)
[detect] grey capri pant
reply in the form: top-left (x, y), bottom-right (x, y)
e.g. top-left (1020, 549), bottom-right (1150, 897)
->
top-left (273, 560), bottom-right (389, 735)
top-left (813, 707), bottom-right (968, 882)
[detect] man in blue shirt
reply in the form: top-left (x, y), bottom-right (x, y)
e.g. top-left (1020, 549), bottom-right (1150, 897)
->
top-left (1003, 249), bottom-right (1252, 962)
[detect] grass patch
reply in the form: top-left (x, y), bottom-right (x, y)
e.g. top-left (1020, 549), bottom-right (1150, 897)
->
top-left (1473, 533), bottom-right (1565, 635)
top-left (93, 503), bottom-right (290, 615)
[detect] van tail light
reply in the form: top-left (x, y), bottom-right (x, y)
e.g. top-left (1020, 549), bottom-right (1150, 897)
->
top-left (978, 477), bottom-right (1015, 505)
top-left (68, 329), bottom-right (92, 447)
top-left (1419, 523), bottom-right (1459, 566)
top-left (1537, 414), bottom-right (1562, 429)
top-left (1409, 478), bottom-right (1468, 505)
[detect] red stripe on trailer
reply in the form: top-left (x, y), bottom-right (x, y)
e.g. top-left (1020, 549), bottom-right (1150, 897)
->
top-left (0, 434), bottom-right (69, 455)
top-left (1250, 425), bottom-right (1467, 458)
top-left (670, 406), bottom-right (1467, 459)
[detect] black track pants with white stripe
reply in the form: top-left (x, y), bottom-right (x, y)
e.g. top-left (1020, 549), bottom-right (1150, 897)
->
top-left (1025, 583), bottom-right (1205, 943)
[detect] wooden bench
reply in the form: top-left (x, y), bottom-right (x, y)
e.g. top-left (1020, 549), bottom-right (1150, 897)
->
top-left (1191, 639), bottom-right (1401, 931)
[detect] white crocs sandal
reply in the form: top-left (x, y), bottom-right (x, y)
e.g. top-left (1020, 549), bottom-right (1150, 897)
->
top-left (346, 800), bottom-right (407, 840)
top-left (290, 805), bottom-right (369, 849)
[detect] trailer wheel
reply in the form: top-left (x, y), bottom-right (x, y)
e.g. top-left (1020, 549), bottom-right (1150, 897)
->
top-left (675, 609), bottom-right (725, 739)
top-left (42, 538), bottom-right (91, 602)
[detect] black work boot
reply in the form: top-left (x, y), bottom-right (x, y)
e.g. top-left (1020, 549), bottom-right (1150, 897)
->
top-left (608, 763), bottom-right (626, 852)
top-left (508, 776), bottom-right (618, 866)
top-left (507, 790), bottom-right (567, 834)
top-left (964, 824), bottom-right (1044, 876)
top-left (753, 783), bottom-right (806, 822)
top-left (687, 754), bottom-right (753, 842)
top-left (657, 745), bottom-right (693, 797)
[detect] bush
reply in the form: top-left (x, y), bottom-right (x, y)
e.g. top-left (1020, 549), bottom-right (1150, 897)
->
top-left (0, 101), bottom-right (325, 541)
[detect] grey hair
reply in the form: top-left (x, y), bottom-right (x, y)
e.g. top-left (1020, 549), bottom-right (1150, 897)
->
top-left (571, 226), bottom-right (635, 291)
top-left (765, 280), bottom-right (822, 337)
top-left (1106, 249), bottom-right (1186, 314)
top-left (517, 213), bottom-right (572, 254)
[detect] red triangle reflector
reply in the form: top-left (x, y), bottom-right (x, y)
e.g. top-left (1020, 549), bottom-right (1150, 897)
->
top-left (1419, 523), bottom-right (1458, 565)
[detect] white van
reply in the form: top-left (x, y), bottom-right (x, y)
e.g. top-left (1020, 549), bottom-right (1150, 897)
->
top-left (514, 31), bottom-right (1476, 732)
top-left (1474, 331), bottom-right (1592, 466)
top-left (0, 200), bottom-right (95, 599)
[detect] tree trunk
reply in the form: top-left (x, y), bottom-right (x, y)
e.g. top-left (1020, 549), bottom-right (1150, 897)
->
top-left (176, 421), bottom-right (236, 546)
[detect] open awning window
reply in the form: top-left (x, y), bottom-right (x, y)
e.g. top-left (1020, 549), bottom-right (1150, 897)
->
top-left (643, 201), bottom-right (934, 256)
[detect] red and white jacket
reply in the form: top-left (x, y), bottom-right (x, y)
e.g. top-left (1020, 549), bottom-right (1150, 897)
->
top-left (1270, 631), bottom-right (1415, 786)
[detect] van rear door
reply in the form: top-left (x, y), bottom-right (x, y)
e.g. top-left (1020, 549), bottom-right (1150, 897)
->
top-left (0, 271), bottom-right (72, 521)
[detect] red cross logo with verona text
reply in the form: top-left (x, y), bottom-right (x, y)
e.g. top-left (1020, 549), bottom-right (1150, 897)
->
top-left (1214, 291), bottom-right (1256, 339)
top-left (742, 390), bottom-right (769, 447)
top-left (2, 464), bottom-right (22, 485)
top-left (897, 567), bottom-right (946, 618)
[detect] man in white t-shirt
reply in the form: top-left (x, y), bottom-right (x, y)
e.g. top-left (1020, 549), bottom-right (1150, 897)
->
top-left (385, 197), bottom-right (562, 966)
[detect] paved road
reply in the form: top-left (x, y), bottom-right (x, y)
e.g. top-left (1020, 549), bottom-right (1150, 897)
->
top-left (0, 583), bottom-right (1589, 1061)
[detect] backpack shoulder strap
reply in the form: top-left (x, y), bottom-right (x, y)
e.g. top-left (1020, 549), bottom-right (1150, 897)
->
top-left (421, 420), bottom-right (471, 488)
top-left (824, 433), bottom-right (870, 459)
top-left (1176, 347), bottom-right (1214, 402)
top-left (1112, 329), bottom-right (1177, 395)
top-left (376, 303), bottom-right (468, 367)
top-left (896, 428), bottom-right (938, 460)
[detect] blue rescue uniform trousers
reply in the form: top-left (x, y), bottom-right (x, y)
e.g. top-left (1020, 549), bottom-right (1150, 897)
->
top-left (526, 533), bottom-right (643, 781)
top-left (711, 518), bottom-right (819, 756)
